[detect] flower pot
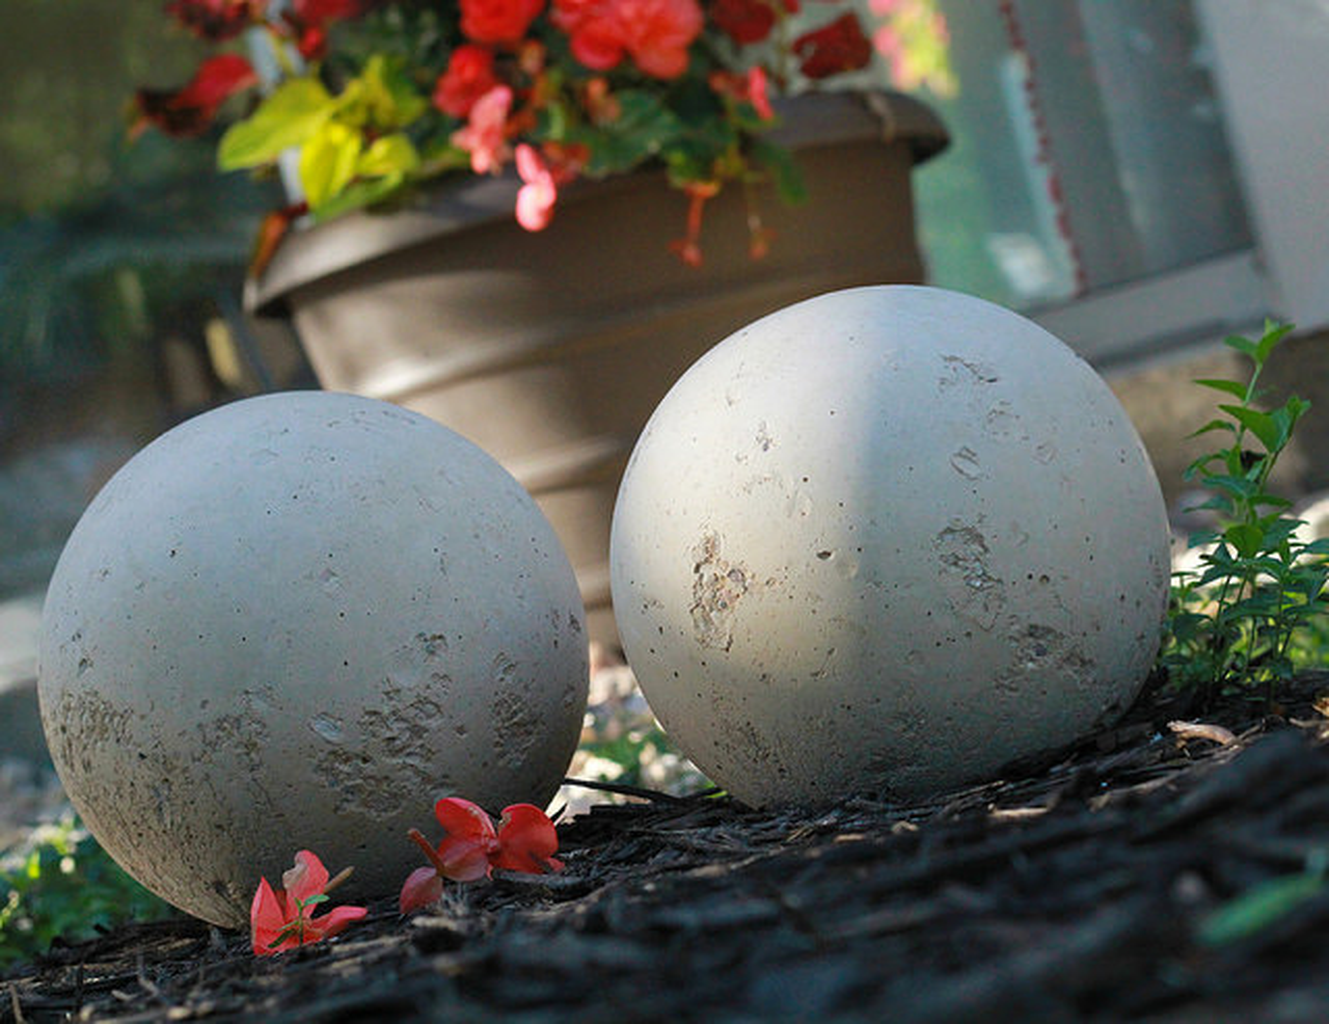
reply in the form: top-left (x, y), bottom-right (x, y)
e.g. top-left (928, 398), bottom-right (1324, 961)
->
top-left (247, 90), bottom-right (948, 646)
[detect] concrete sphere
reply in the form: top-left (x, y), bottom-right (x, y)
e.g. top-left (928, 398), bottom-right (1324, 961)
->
top-left (40, 392), bottom-right (587, 926)
top-left (611, 286), bottom-right (1170, 806)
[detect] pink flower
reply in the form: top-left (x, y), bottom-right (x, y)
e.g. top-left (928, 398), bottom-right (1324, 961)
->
top-left (400, 798), bottom-right (563, 914)
top-left (250, 850), bottom-right (367, 956)
top-left (451, 85), bottom-right (514, 174)
top-left (434, 45), bottom-right (500, 118)
top-left (460, 0), bottom-right (546, 45)
top-left (553, 0), bottom-right (703, 79)
top-left (515, 144), bottom-right (558, 231)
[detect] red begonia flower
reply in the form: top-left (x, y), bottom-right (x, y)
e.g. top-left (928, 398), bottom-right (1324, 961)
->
top-left (400, 798), bottom-right (563, 914)
top-left (460, 0), bottom-right (547, 46)
top-left (792, 12), bottom-right (872, 79)
top-left (492, 803), bottom-right (563, 872)
top-left (554, 0), bottom-right (703, 79)
top-left (709, 0), bottom-right (771, 45)
top-left (434, 45), bottom-right (501, 119)
top-left (250, 850), bottom-right (367, 956)
top-left (132, 54), bottom-right (259, 138)
top-left (165, 0), bottom-right (265, 40)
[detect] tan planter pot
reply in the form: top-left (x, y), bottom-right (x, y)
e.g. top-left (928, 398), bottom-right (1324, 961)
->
top-left (248, 90), bottom-right (948, 645)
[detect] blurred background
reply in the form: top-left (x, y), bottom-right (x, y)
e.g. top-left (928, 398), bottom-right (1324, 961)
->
top-left (3, 0), bottom-right (1328, 741)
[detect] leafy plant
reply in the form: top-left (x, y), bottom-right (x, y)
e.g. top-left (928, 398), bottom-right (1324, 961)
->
top-left (134, 0), bottom-right (952, 269)
top-left (1161, 321), bottom-right (1329, 704)
top-left (0, 814), bottom-right (177, 969)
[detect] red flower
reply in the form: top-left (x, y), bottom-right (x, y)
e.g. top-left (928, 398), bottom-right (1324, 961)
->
top-left (460, 0), bottom-right (546, 46)
top-left (400, 798), bottom-right (563, 913)
top-left (792, 12), bottom-right (872, 79)
top-left (553, 0), bottom-right (703, 79)
top-left (132, 54), bottom-right (259, 138)
top-left (165, 0), bottom-right (265, 40)
top-left (250, 850), bottom-right (367, 956)
top-left (709, 0), bottom-right (796, 45)
top-left (433, 45), bottom-right (501, 118)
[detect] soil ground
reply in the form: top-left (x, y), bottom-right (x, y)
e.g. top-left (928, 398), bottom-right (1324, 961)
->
top-left (7, 671), bottom-right (1329, 1023)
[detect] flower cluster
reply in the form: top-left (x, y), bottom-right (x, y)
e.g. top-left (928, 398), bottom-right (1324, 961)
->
top-left (135, 0), bottom-right (887, 267)
top-left (249, 798), bottom-right (562, 955)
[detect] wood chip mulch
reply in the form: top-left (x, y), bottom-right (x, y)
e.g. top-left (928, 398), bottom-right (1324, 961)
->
top-left (7, 671), bottom-right (1329, 1023)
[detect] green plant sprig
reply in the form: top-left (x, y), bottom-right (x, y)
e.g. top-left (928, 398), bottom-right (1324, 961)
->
top-left (1162, 321), bottom-right (1329, 705)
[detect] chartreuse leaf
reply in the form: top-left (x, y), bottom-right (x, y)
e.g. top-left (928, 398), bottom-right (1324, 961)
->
top-left (338, 54), bottom-right (427, 130)
top-left (299, 121), bottom-right (363, 210)
top-left (219, 78), bottom-right (336, 170)
top-left (357, 133), bottom-right (420, 178)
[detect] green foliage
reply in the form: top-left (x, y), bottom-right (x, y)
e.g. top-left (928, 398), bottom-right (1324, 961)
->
top-left (0, 815), bottom-right (177, 969)
top-left (1199, 850), bottom-right (1328, 946)
top-left (1161, 321), bottom-right (1329, 702)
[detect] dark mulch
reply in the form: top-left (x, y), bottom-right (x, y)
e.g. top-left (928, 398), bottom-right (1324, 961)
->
top-left (8, 672), bottom-right (1329, 1023)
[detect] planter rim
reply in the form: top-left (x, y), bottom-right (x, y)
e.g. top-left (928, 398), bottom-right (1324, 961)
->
top-left (247, 89), bottom-right (948, 317)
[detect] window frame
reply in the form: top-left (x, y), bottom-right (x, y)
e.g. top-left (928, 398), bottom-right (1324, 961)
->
top-left (1016, 0), bottom-right (1329, 361)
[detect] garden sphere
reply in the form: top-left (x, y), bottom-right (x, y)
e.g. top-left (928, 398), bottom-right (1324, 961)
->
top-left (39, 392), bottom-right (587, 927)
top-left (610, 286), bottom-right (1171, 806)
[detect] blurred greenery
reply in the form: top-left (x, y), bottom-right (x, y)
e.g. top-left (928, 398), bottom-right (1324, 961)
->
top-left (0, 0), bottom-right (208, 216)
top-left (0, 814), bottom-right (178, 970)
top-left (0, 0), bottom-right (278, 381)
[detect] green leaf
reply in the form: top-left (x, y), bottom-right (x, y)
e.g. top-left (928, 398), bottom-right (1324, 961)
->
top-left (1224, 522), bottom-right (1265, 560)
top-left (1255, 321), bottom-right (1295, 364)
top-left (581, 90), bottom-right (685, 175)
top-left (1193, 378), bottom-right (1249, 400)
top-left (1183, 421), bottom-right (1235, 445)
top-left (1200, 870), bottom-right (1327, 946)
top-left (750, 138), bottom-right (808, 205)
top-left (1222, 332), bottom-right (1259, 359)
top-left (1205, 474), bottom-right (1257, 500)
top-left (219, 78), bottom-right (336, 170)
top-left (1220, 405), bottom-right (1281, 452)
top-left (309, 174), bottom-right (410, 221)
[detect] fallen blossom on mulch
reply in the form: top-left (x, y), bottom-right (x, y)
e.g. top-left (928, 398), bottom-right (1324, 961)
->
top-left (7, 670), bottom-right (1329, 1022)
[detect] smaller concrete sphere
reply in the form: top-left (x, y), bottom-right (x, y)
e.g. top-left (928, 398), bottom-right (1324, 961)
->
top-left (39, 392), bottom-right (587, 926)
top-left (611, 286), bottom-right (1170, 807)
